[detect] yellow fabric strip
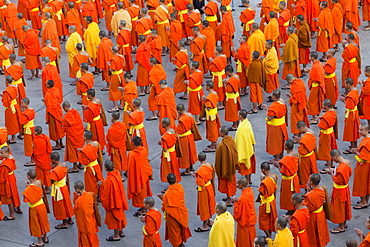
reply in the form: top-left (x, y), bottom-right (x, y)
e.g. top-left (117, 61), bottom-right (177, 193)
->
top-left (281, 173), bottom-right (297, 191)
top-left (312, 82), bottom-right (319, 87)
top-left (121, 44), bottom-right (129, 48)
top-left (318, 28), bottom-right (328, 37)
top-left (226, 4), bottom-right (231, 10)
top-left (205, 15), bottom-right (217, 22)
top-left (313, 206), bottom-right (323, 213)
top-left (12, 78), bottom-right (22, 85)
top-left (93, 115), bottom-right (101, 121)
top-left (51, 177), bottom-right (66, 201)
top-left (178, 9), bottom-right (188, 22)
top-left (187, 85), bottom-right (202, 92)
top-left (163, 145), bottom-right (175, 161)
top-left (140, 30), bottom-right (151, 35)
top-left (24, 120), bottom-right (35, 135)
top-left (8, 171), bottom-right (13, 175)
top-left (178, 129), bottom-right (191, 137)
top-left (55, 9), bottom-right (63, 20)
top-left (157, 19), bottom-right (169, 25)
top-left (236, 59), bottom-right (243, 73)
top-left (5, 99), bottom-right (17, 114)
top-left (349, 57), bottom-right (356, 63)
top-left (50, 60), bottom-right (56, 66)
top-left (28, 198), bottom-right (44, 208)
top-left (283, 20), bottom-right (290, 26)
top-left (300, 150), bottom-right (314, 158)
top-left (260, 194), bottom-right (275, 213)
top-left (226, 92), bottom-right (240, 104)
top-left (84, 160), bottom-right (99, 176)
top-left (111, 69), bottom-right (123, 75)
top-left (345, 105), bottom-right (357, 119)
top-left (320, 127), bottom-right (333, 134)
top-left (197, 180), bottom-right (211, 191)
top-left (131, 16), bottom-right (138, 21)
top-left (244, 19), bottom-right (255, 31)
top-left (212, 70), bottom-right (225, 87)
top-left (266, 116), bottom-right (285, 126)
top-left (355, 155), bottom-right (370, 163)
top-left (333, 182), bottom-right (348, 189)
top-left (31, 7), bottom-right (39, 12)
top-left (206, 107), bottom-right (217, 121)
top-left (324, 73), bottom-right (336, 78)
top-left (2, 59), bottom-right (10, 66)
top-left (166, 2), bottom-right (172, 6)
top-left (176, 64), bottom-right (187, 69)
top-left (0, 142), bottom-right (8, 148)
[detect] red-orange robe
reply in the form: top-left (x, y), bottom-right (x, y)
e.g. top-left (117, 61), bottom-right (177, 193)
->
top-left (0, 157), bottom-right (21, 207)
top-left (109, 55), bottom-right (124, 102)
top-left (298, 132), bottom-right (317, 188)
top-left (324, 57), bottom-right (338, 105)
top-left (20, 108), bottom-right (35, 157)
top-left (122, 80), bottom-right (138, 126)
top-left (116, 29), bottom-right (134, 72)
top-left (81, 1), bottom-right (98, 27)
top-left (316, 8), bottom-right (334, 52)
top-left (79, 73), bottom-right (94, 105)
top-left (96, 37), bottom-right (114, 83)
top-left (135, 41), bottom-right (151, 87)
top-left (106, 121), bottom-right (128, 171)
top-left (279, 155), bottom-right (300, 211)
top-left (278, 9), bottom-right (291, 44)
top-left (209, 56), bottom-right (226, 102)
top-left (353, 137), bottom-right (370, 197)
top-left (317, 110), bottom-right (338, 161)
top-left (204, 1), bottom-right (218, 33)
top-left (258, 176), bottom-right (277, 232)
top-left (102, 0), bottom-right (116, 32)
top-left (190, 36), bottom-right (207, 74)
top-left (234, 43), bottom-right (250, 89)
top-left (22, 184), bottom-right (50, 237)
top-left (23, 29), bottom-right (42, 70)
top-left (62, 109), bottom-right (84, 163)
top-left (84, 102), bottom-right (106, 148)
top-left (2, 85), bottom-right (21, 135)
top-left (175, 0), bottom-right (189, 38)
top-left (42, 64), bottom-right (63, 98)
top-left (44, 87), bottom-right (64, 141)
top-left (264, 18), bottom-right (280, 59)
top-left (42, 19), bottom-right (61, 52)
top-left (186, 11), bottom-right (202, 38)
top-left (3, 3), bottom-right (16, 39)
top-left (6, 64), bottom-right (26, 104)
top-left (169, 19), bottom-right (182, 63)
top-left (342, 43), bottom-right (360, 88)
top-left (205, 92), bottom-right (221, 142)
top-left (156, 87), bottom-right (177, 135)
top-left (201, 26), bottom-right (216, 71)
top-left (149, 36), bottom-right (162, 64)
top-left (195, 163), bottom-right (216, 221)
top-left (259, 0), bottom-right (272, 31)
top-left (50, 165), bottom-right (74, 220)
top-left (160, 132), bottom-right (181, 182)
top-left (153, 5), bottom-right (170, 48)
top-left (65, 8), bottom-right (83, 36)
top-left (340, 0), bottom-right (360, 31)
top-left (331, 162), bottom-right (352, 224)
top-left (49, 0), bottom-right (68, 37)
top-left (361, 78), bottom-right (370, 120)
top-left (240, 7), bottom-right (256, 38)
top-left (143, 209), bottom-right (162, 247)
top-left (33, 133), bottom-right (52, 188)
top-left (343, 89), bottom-right (360, 142)
top-left (187, 70), bottom-right (204, 115)
top-left (14, 18), bottom-right (28, 56)
top-left (307, 60), bottom-right (325, 116)
top-left (360, 233), bottom-right (370, 247)
top-left (306, 0), bottom-right (319, 31)
top-left (290, 208), bottom-right (310, 247)
top-left (173, 50), bottom-right (189, 94)
top-left (27, 0), bottom-right (41, 30)
top-left (148, 64), bottom-right (166, 112)
top-left (225, 76), bottom-right (241, 122)
top-left (128, 5), bottom-right (140, 47)
top-left (136, 16), bottom-right (153, 37)
top-left (216, 12), bottom-right (234, 57)
top-left (72, 53), bottom-right (89, 80)
top-left (127, 146), bottom-right (153, 208)
top-left (289, 79), bottom-right (309, 134)
top-left (332, 3), bottom-right (343, 45)
top-left (128, 111), bottom-right (149, 152)
top-left (176, 114), bottom-right (197, 169)
top-left (101, 169), bottom-right (128, 231)
top-left (266, 101), bottom-right (288, 155)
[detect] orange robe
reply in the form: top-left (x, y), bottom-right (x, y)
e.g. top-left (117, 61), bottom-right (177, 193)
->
top-left (79, 73), bottom-right (94, 105)
top-left (72, 53), bottom-right (89, 80)
top-left (342, 44), bottom-right (360, 87)
top-left (33, 133), bottom-right (52, 188)
top-left (0, 158), bottom-right (21, 207)
top-left (102, 0), bottom-right (116, 32)
top-left (6, 64), bottom-right (26, 104)
top-left (143, 209), bottom-right (162, 247)
top-left (215, 135), bottom-right (238, 197)
top-left (135, 41), bottom-right (151, 87)
top-left (49, 0), bottom-right (68, 37)
top-left (122, 80), bottom-right (138, 126)
top-left (332, 3), bottom-right (343, 45)
top-left (331, 162), bottom-right (352, 224)
top-left (307, 60), bottom-right (325, 116)
top-left (201, 26), bottom-right (216, 70)
top-left (128, 111), bottom-right (148, 152)
top-left (316, 8), bottom-right (334, 52)
top-left (205, 92), bottom-right (221, 142)
top-left (27, 0), bottom-right (41, 30)
top-left (187, 70), bottom-right (204, 115)
top-left (20, 108), bottom-right (35, 157)
top-left (84, 102), bottom-right (106, 148)
top-left (22, 184), bottom-right (50, 237)
top-left (65, 8), bottom-right (83, 36)
top-left (297, 21), bottom-right (311, 65)
top-left (109, 55), bottom-right (125, 102)
top-left (360, 233), bottom-right (370, 247)
top-left (186, 11), bottom-right (202, 38)
top-left (136, 16), bottom-right (153, 36)
top-left (42, 64), bottom-right (63, 98)
top-left (317, 110), bottom-right (338, 161)
top-left (44, 87), bottom-right (64, 141)
top-left (160, 132), bottom-right (180, 182)
top-left (209, 56), bottom-right (226, 102)
top-left (340, 0), bottom-right (360, 31)
top-left (81, 1), bottom-right (98, 27)
top-left (106, 121), bottom-right (128, 171)
top-left (204, 1), bottom-right (218, 33)
top-left (216, 12), bottom-right (234, 58)
top-left (361, 78), bottom-right (370, 120)
top-left (282, 33), bottom-right (301, 79)
top-left (96, 37), bottom-right (114, 83)
top-left (173, 50), bottom-right (189, 94)
top-left (79, 144), bottom-right (104, 195)
top-left (195, 163), bottom-right (216, 221)
top-left (306, 0), bottom-right (319, 31)
top-left (3, 3), bottom-right (16, 39)
top-left (128, 5), bottom-right (140, 47)
top-left (23, 29), bottom-right (42, 70)
top-left (157, 87), bottom-right (177, 135)
top-left (289, 79), bottom-right (309, 134)
top-left (176, 114), bottom-right (198, 169)
top-left (14, 18), bottom-right (28, 56)
top-left (247, 58), bottom-right (264, 105)
top-left (2, 86), bottom-right (21, 135)
top-left (324, 57), bottom-right (338, 105)
top-left (278, 9), bottom-right (291, 44)
top-left (279, 155), bottom-right (300, 211)
top-left (162, 183), bottom-right (191, 246)
top-left (153, 5), bottom-right (170, 48)
top-left (42, 19), bottom-right (61, 52)
top-left (17, 0), bottom-right (30, 21)
top-left (50, 165), bottom-right (74, 220)
top-left (343, 89), bottom-right (360, 142)
top-left (148, 64), bottom-right (166, 112)
top-left (225, 76), bottom-right (241, 122)
top-left (101, 169), bottom-right (128, 231)
top-left (266, 102), bottom-right (288, 155)
top-left (240, 8), bottom-right (256, 38)
top-left (234, 187), bottom-right (256, 247)
top-left (175, 0), bottom-right (189, 38)
top-left (169, 20), bottom-right (182, 63)
top-left (149, 36), bottom-right (162, 64)
top-left (116, 29), bottom-right (134, 72)
top-left (298, 132), bottom-right (317, 188)
top-left (258, 176), bottom-right (277, 232)
top-left (190, 36), bottom-right (207, 74)
top-left (62, 109), bottom-right (84, 163)
top-left (127, 146), bottom-right (153, 208)
top-left (353, 137), bottom-right (370, 197)
top-left (259, 0), bottom-right (272, 31)
top-left (290, 208), bottom-right (310, 247)
top-left (73, 191), bottom-right (100, 247)
top-left (264, 18), bottom-right (280, 59)
top-left (40, 46), bottom-right (59, 70)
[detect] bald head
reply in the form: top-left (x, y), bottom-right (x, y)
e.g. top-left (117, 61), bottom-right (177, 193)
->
top-left (74, 181), bottom-right (84, 190)
top-left (286, 74), bottom-right (295, 81)
top-left (277, 216), bottom-right (288, 228)
top-left (346, 239), bottom-right (358, 247)
top-left (105, 160), bottom-right (114, 172)
top-left (133, 98), bottom-right (141, 107)
top-left (198, 152), bottom-right (206, 162)
top-left (27, 169), bottom-right (36, 179)
top-left (309, 173), bottom-right (321, 185)
top-left (144, 197), bottom-right (155, 207)
top-left (50, 152), bottom-right (60, 162)
top-left (261, 162), bottom-right (270, 171)
top-left (292, 193), bottom-right (303, 204)
top-left (220, 126), bottom-right (229, 136)
top-left (237, 177), bottom-right (248, 187)
top-left (216, 201), bottom-right (227, 214)
top-left (162, 117), bottom-right (170, 127)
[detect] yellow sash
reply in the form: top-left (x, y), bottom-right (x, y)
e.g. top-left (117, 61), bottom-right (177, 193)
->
top-left (345, 105), bottom-right (357, 119)
top-left (243, 19), bottom-right (255, 31)
top-left (320, 127), bottom-right (333, 134)
top-left (50, 60), bottom-right (56, 66)
top-left (31, 7), bottom-right (39, 12)
top-left (84, 160), bottom-right (99, 176)
top-left (197, 180), bottom-right (211, 191)
top-left (205, 15), bottom-right (217, 22)
top-left (176, 63), bottom-right (187, 70)
top-left (178, 129), bottom-right (191, 137)
top-left (226, 4), bottom-right (231, 10)
top-left (55, 9), bottom-right (63, 20)
top-left (51, 177), bottom-right (66, 201)
top-left (166, 2), bottom-right (173, 6)
top-left (76, 69), bottom-right (82, 78)
top-left (8, 171), bottom-right (13, 175)
top-left (12, 78), bottom-right (22, 85)
top-left (206, 107), bottom-right (217, 121)
top-left (212, 70), bottom-right (225, 87)
top-left (24, 120), bottom-right (35, 135)
top-left (28, 198), bottom-right (44, 208)
top-left (300, 150), bottom-right (314, 158)
top-left (266, 116), bottom-right (285, 126)
top-left (313, 206), bottom-right (323, 213)
top-left (324, 73), bottom-right (336, 79)
top-left (333, 182), bottom-right (348, 189)
top-left (2, 58), bottom-right (10, 66)
top-left (194, 21), bottom-right (201, 26)
top-left (0, 142), bottom-right (8, 148)
top-left (178, 9), bottom-right (188, 22)
top-left (111, 69), bottom-right (123, 75)
top-left (281, 173), bottom-right (297, 191)
top-left (311, 82), bottom-right (320, 87)
top-left (121, 44), bottom-right (129, 48)
top-left (4, 99), bottom-right (17, 114)
top-left (140, 29), bottom-right (151, 35)
top-left (318, 27), bottom-right (328, 37)
top-left (236, 59), bottom-right (243, 73)
top-left (283, 20), bottom-right (290, 26)
top-left (355, 155), bottom-right (370, 163)
top-left (260, 194), bottom-right (275, 213)
top-left (226, 92), bottom-right (240, 104)
top-left (0, 6), bottom-right (6, 9)
top-left (93, 115), bottom-right (101, 121)
top-left (157, 19), bottom-right (169, 25)
top-left (163, 145), bottom-right (175, 161)
top-left (349, 57), bottom-right (356, 63)
top-left (131, 16), bottom-right (138, 21)
top-left (142, 225), bottom-right (159, 235)
top-left (187, 85), bottom-right (202, 92)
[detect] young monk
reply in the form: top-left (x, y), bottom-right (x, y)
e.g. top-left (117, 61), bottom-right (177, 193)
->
top-left (147, 57), bottom-right (166, 120)
top-left (208, 201), bottom-right (235, 246)
top-left (73, 181), bottom-right (101, 247)
top-left (0, 146), bottom-right (22, 219)
top-left (192, 152), bottom-right (216, 232)
top-left (328, 149), bottom-right (352, 234)
top-left (209, 46), bottom-right (227, 109)
top-left (341, 34), bottom-right (360, 89)
top-left (233, 35), bottom-right (250, 96)
top-left (354, 217), bottom-right (370, 246)
top-left (20, 97), bottom-right (35, 166)
top-left (258, 162), bottom-right (278, 238)
top-left (108, 46), bottom-right (124, 113)
top-left (247, 51), bottom-right (265, 113)
top-left (201, 20), bottom-right (216, 75)
top-left (41, 57), bottom-right (63, 99)
top-left (22, 25), bottom-right (42, 79)
top-left (290, 193), bottom-right (310, 246)
top-left (156, 80), bottom-right (177, 135)
top-left (316, 1), bottom-right (334, 60)
top-left (296, 15), bottom-right (311, 74)
top-left (136, 35), bottom-right (151, 95)
top-left (173, 40), bottom-right (189, 99)
top-left (262, 40), bottom-right (279, 95)
top-left (233, 177), bottom-right (257, 247)
top-left (190, 26), bottom-right (208, 74)
top-left (157, 173), bottom-right (192, 246)
top-left (185, 61), bottom-right (204, 124)
top-left (122, 74), bottom-right (138, 124)
top-left (100, 160), bottom-right (128, 242)
top-left (224, 65), bottom-right (241, 130)
top-left (277, 1), bottom-right (291, 44)
top-left (324, 49), bottom-right (339, 108)
top-left (266, 216), bottom-right (294, 246)
top-left (139, 197), bottom-right (162, 247)
top-left (303, 173), bottom-right (330, 247)
top-left (128, 99), bottom-right (149, 152)
top-left (6, 54), bottom-right (26, 104)
top-left (360, 66), bottom-right (370, 126)
top-left (217, 6), bottom-right (235, 64)
top-left (281, 27), bottom-right (301, 79)
top-left (117, 21), bottom-right (134, 74)
top-left (50, 152), bottom-right (74, 229)
top-left (32, 126), bottom-right (52, 194)
top-left (23, 169), bottom-right (50, 247)
top-left (96, 31), bottom-right (114, 91)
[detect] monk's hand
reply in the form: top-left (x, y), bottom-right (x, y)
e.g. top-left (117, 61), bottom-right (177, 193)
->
top-left (303, 68), bottom-right (310, 73)
top-left (359, 79), bottom-right (364, 86)
top-left (190, 172), bottom-right (196, 178)
top-left (257, 2), bottom-right (262, 7)
top-left (126, 111), bottom-right (131, 115)
top-left (41, 99), bottom-right (44, 102)
top-left (183, 80), bottom-right (189, 84)
top-left (97, 181), bottom-right (103, 187)
top-left (259, 56), bottom-right (265, 60)
top-left (354, 228), bottom-right (364, 237)
top-left (202, 95), bottom-right (206, 101)
top-left (156, 194), bottom-right (163, 200)
top-left (261, 104), bottom-right (269, 111)
top-left (338, 96), bottom-right (345, 102)
top-left (139, 215), bottom-right (145, 223)
top-left (286, 93), bottom-right (291, 97)
top-left (81, 105), bottom-right (86, 110)
top-left (259, 174), bottom-right (265, 181)
top-left (157, 140), bottom-right (162, 145)
top-left (350, 148), bottom-right (359, 154)
top-left (306, 182), bottom-right (312, 192)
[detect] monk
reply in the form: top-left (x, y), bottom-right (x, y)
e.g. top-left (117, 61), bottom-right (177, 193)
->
top-left (355, 217), bottom-right (370, 246)
top-left (128, 136), bottom-right (153, 216)
top-left (3, 0), bottom-right (16, 45)
top-left (111, 2), bottom-right (132, 38)
top-left (106, 112), bottom-right (128, 173)
top-left (78, 63), bottom-right (94, 106)
top-left (19, 97), bottom-right (35, 166)
top-left (341, 34), bottom-right (360, 88)
top-left (153, 0), bottom-right (170, 55)
top-left (332, 0), bottom-right (343, 50)
top-left (41, 40), bottom-right (60, 73)
top-left (65, 2), bottom-right (83, 36)
top-left (281, 26), bottom-right (301, 79)
top-left (248, 23), bottom-right (266, 60)
top-left (190, 26), bottom-right (208, 74)
top-left (341, 0), bottom-right (360, 32)
top-left (2, 76), bottom-right (21, 143)
top-left (0, 146), bottom-right (22, 220)
top-left (101, 160), bottom-right (128, 241)
top-left (65, 26), bottom-right (83, 80)
top-left (214, 127), bottom-right (237, 207)
top-left (32, 126), bottom-right (52, 193)
top-left (192, 152), bottom-right (216, 231)
top-left (23, 169), bottom-right (50, 247)
top-left (262, 40), bottom-right (279, 94)
top-left (340, 78), bottom-right (360, 152)
top-left (84, 16), bottom-right (100, 70)
top-left (122, 74), bottom-right (138, 125)
top-left (290, 194), bottom-right (310, 246)
top-left (117, 21), bottom-right (134, 74)
top-left (257, 0), bottom-right (273, 31)
top-left (274, 139), bottom-right (299, 214)
top-left (296, 15), bottom-right (311, 74)
top-left (264, 12), bottom-right (280, 59)
top-left (265, 90), bottom-right (288, 162)
top-left (62, 101), bottom-right (84, 173)
top-left (224, 66), bottom-right (240, 129)
top-left (147, 57), bottom-right (166, 119)
top-left (101, 0), bottom-right (116, 36)
top-left (186, 4), bottom-right (202, 38)
top-left (173, 40), bottom-right (189, 99)
top-left (216, 6), bottom-right (234, 64)
top-left (0, 36), bottom-right (14, 72)
top-left (157, 83), bottom-right (176, 133)
top-left (139, 197), bottom-right (162, 247)
top-left (329, 149), bottom-right (352, 234)
top-left (317, 99), bottom-right (338, 171)
top-left (247, 51), bottom-right (265, 113)
top-left (266, 217), bottom-right (294, 246)
top-left (306, 51), bottom-right (325, 124)
top-left (324, 49), bottom-right (339, 107)
top-left (128, 99), bottom-right (149, 152)
top-left (14, 13), bottom-right (28, 56)
top-left (73, 181), bottom-right (101, 247)
top-left (233, 177), bottom-right (256, 247)
top-left (285, 74), bottom-right (308, 140)
top-left (42, 12), bottom-right (60, 52)
top-left (278, 1), bottom-right (291, 44)
top-left (79, 131), bottom-right (104, 196)
top-left (135, 35), bottom-right (151, 95)
top-left (203, 81), bottom-right (221, 152)
top-left (107, 46), bottom-right (124, 112)
top-left (316, 1), bottom-right (334, 60)
top-left (50, 152), bottom-right (74, 229)
top-left (6, 54), bottom-right (26, 104)
top-left (22, 25), bottom-right (41, 79)
top-left (233, 35), bottom-right (249, 96)
top-left (185, 61), bottom-right (204, 124)
top-left (258, 162), bottom-right (278, 238)
top-left (296, 121), bottom-right (318, 188)
top-left (168, 13), bottom-right (183, 63)
top-left (43, 80), bottom-right (64, 149)
top-left (96, 31), bottom-right (114, 90)
top-left (83, 89), bottom-right (107, 149)
top-left (303, 173), bottom-right (330, 247)
top-left (149, 29), bottom-right (162, 64)
top-left (208, 201), bottom-right (235, 247)
top-left (240, 0), bottom-right (256, 38)
top-left (360, 66), bottom-right (370, 126)
top-left (42, 57), bottom-right (62, 98)
top-left (204, 0), bottom-right (218, 34)
top-left (209, 46), bottom-right (227, 109)
top-left (128, 0), bottom-right (140, 50)
top-left (81, 0), bottom-right (99, 26)
top-left (201, 20), bottom-right (216, 74)
top-left (27, 0), bottom-right (41, 30)
top-left (136, 8), bottom-right (153, 38)
top-left (176, 103), bottom-right (198, 175)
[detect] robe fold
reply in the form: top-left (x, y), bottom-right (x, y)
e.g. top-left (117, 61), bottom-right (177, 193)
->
top-left (317, 110), bottom-right (338, 161)
top-left (258, 176), bottom-right (277, 232)
top-left (62, 109), bottom-right (84, 163)
top-left (106, 121), bottom-right (128, 171)
top-left (196, 163), bottom-right (216, 221)
top-left (279, 155), bottom-right (300, 211)
top-left (298, 132), bottom-right (317, 188)
top-left (33, 134), bottom-right (52, 188)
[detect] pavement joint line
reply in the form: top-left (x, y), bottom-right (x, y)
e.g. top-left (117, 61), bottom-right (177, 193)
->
top-left (0, 237), bottom-right (28, 246)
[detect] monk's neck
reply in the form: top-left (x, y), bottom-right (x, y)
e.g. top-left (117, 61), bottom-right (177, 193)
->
top-left (286, 150), bottom-right (294, 156)
top-left (295, 204), bottom-right (304, 210)
top-left (85, 141), bottom-right (93, 145)
top-left (29, 179), bottom-right (37, 184)
top-left (311, 185), bottom-right (321, 189)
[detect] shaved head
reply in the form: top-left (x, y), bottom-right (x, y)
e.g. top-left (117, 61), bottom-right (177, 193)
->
top-left (309, 173), bottom-right (321, 185)
top-left (292, 193), bottom-right (303, 204)
top-left (216, 201), bottom-right (227, 214)
top-left (144, 197), bottom-right (155, 207)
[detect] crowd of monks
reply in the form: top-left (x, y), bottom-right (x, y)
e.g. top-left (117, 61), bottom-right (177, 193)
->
top-left (1, 0), bottom-right (370, 245)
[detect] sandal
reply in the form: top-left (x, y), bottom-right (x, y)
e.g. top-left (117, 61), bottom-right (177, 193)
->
top-left (42, 236), bottom-right (49, 244)
top-left (353, 204), bottom-right (369, 210)
top-left (55, 224), bottom-right (68, 229)
top-left (100, 88), bottom-right (109, 91)
top-left (181, 172), bottom-right (191, 176)
top-left (146, 116), bottom-right (158, 121)
top-left (29, 243), bottom-right (44, 247)
top-left (106, 236), bottom-right (120, 241)
top-left (14, 208), bottom-right (23, 214)
top-left (247, 110), bottom-right (257, 114)
top-left (179, 96), bottom-right (188, 100)
top-left (3, 216), bottom-right (15, 221)
top-left (228, 127), bottom-right (237, 131)
top-left (107, 109), bottom-right (119, 113)
top-left (133, 211), bottom-right (145, 217)
top-left (281, 85), bottom-right (290, 90)
top-left (330, 229), bottom-right (345, 234)
top-left (319, 169), bottom-right (328, 174)
top-left (309, 120), bottom-right (318, 125)
top-left (203, 148), bottom-right (216, 153)
top-left (24, 162), bottom-right (36, 167)
top-left (68, 169), bottom-right (79, 173)
top-left (194, 227), bottom-right (209, 232)
top-left (342, 149), bottom-right (352, 154)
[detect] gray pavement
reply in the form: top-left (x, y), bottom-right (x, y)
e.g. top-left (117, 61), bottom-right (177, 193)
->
top-left (1, 1), bottom-right (370, 247)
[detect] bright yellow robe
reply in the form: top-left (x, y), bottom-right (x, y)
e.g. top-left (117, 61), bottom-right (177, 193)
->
top-left (235, 118), bottom-right (256, 169)
top-left (65, 31), bottom-right (83, 66)
top-left (267, 227), bottom-right (294, 247)
top-left (208, 212), bottom-right (235, 247)
top-left (263, 47), bottom-right (279, 75)
top-left (83, 22), bottom-right (101, 60)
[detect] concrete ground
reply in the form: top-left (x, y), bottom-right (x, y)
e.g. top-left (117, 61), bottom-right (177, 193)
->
top-left (0, 0), bottom-right (370, 246)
